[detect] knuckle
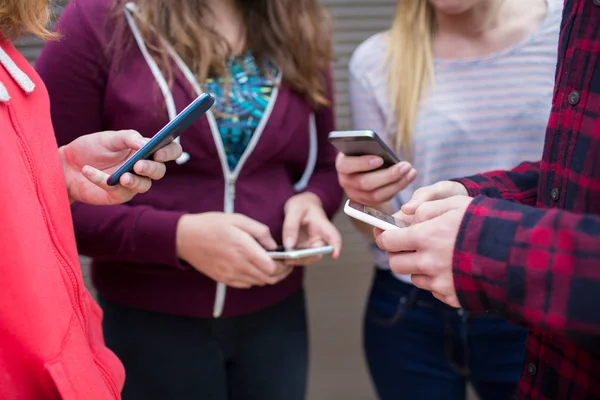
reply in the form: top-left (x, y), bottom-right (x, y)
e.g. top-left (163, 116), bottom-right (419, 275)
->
top-left (430, 280), bottom-right (445, 295)
top-left (356, 174), bottom-right (372, 191)
top-left (140, 180), bottom-right (152, 193)
top-left (258, 225), bottom-right (270, 237)
top-left (266, 276), bottom-right (279, 285)
top-left (335, 153), bottom-right (345, 170)
top-left (370, 190), bottom-right (385, 204)
top-left (156, 164), bottom-right (167, 179)
top-left (414, 259), bottom-right (427, 275)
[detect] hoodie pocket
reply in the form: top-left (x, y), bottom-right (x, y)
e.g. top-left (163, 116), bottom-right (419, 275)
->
top-left (45, 316), bottom-right (121, 400)
top-left (46, 359), bottom-right (78, 399)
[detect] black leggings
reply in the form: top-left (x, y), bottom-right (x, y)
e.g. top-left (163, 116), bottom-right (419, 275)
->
top-left (98, 290), bottom-right (308, 400)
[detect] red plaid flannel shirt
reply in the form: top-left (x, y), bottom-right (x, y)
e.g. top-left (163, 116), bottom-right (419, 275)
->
top-left (453, 0), bottom-right (600, 398)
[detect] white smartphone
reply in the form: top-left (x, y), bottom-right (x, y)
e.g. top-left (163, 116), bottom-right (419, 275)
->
top-left (267, 245), bottom-right (335, 260)
top-left (344, 199), bottom-right (406, 230)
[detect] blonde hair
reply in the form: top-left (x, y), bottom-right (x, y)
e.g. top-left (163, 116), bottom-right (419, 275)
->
top-left (386, 0), bottom-right (435, 158)
top-left (0, 0), bottom-right (56, 40)
top-left (386, 0), bottom-right (508, 157)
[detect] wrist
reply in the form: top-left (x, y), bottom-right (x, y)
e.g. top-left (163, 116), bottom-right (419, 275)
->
top-left (175, 214), bottom-right (191, 259)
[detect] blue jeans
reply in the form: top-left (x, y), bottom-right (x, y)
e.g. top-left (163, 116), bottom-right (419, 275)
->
top-left (364, 269), bottom-right (528, 400)
top-left (98, 290), bottom-right (308, 400)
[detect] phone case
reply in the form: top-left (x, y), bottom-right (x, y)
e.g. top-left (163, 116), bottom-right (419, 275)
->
top-left (328, 130), bottom-right (400, 168)
top-left (106, 93), bottom-right (215, 186)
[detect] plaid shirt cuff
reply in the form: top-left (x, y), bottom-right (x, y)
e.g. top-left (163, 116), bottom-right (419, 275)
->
top-left (451, 177), bottom-right (483, 198)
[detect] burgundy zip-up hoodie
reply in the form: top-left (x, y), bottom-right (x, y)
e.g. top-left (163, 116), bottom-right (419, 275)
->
top-left (36, 0), bottom-right (342, 319)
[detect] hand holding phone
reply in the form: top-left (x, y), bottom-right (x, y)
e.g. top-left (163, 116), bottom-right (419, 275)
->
top-left (176, 212), bottom-right (282, 289)
top-left (329, 130), bottom-right (400, 168)
top-left (107, 93), bottom-right (215, 186)
top-left (344, 200), bottom-right (407, 231)
top-left (332, 130), bottom-right (417, 208)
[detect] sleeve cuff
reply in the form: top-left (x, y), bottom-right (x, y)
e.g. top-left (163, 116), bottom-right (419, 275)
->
top-left (133, 208), bottom-right (187, 269)
top-left (450, 177), bottom-right (483, 198)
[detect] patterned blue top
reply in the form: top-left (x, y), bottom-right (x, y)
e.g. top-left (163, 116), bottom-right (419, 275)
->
top-left (205, 52), bottom-right (278, 171)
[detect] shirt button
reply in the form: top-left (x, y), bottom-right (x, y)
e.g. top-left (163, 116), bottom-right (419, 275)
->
top-left (568, 90), bottom-right (580, 105)
top-left (551, 188), bottom-right (560, 201)
top-left (527, 363), bottom-right (537, 375)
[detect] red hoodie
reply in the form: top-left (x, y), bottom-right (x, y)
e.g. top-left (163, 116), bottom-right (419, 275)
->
top-left (0, 39), bottom-right (124, 399)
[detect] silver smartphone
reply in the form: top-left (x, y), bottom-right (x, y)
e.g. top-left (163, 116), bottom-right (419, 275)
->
top-left (266, 245), bottom-right (335, 260)
top-left (328, 130), bottom-right (400, 169)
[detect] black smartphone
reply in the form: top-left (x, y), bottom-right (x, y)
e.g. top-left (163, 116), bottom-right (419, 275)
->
top-left (328, 130), bottom-right (400, 169)
top-left (106, 92), bottom-right (215, 186)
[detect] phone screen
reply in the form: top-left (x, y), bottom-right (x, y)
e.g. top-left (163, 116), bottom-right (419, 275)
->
top-left (363, 205), bottom-right (398, 225)
top-left (348, 200), bottom-right (405, 228)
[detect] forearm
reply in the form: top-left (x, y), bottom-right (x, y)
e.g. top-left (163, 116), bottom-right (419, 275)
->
top-left (71, 202), bottom-right (186, 268)
top-left (455, 196), bottom-right (600, 350)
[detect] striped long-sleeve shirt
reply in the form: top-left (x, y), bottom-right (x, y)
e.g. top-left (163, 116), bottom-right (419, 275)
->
top-left (348, 0), bottom-right (562, 280)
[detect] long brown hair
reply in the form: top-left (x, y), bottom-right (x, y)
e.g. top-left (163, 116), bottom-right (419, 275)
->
top-left (0, 0), bottom-right (56, 39)
top-left (118, 0), bottom-right (332, 107)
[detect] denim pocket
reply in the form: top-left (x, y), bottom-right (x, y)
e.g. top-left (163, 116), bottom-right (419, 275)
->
top-left (365, 272), bottom-right (421, 326)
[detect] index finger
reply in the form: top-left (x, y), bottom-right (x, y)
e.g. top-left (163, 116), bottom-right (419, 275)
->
top-left (153, 141), bottom-right (183, 163)
top-left (335, 153), bottom-right (384, 175)
top-left (100, 130), bottom-right (147, 152)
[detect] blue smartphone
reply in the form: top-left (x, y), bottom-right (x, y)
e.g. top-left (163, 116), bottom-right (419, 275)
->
top-left (106, 92), bottom-right (215, 186)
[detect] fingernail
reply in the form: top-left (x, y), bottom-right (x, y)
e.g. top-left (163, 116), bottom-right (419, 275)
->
top-left (136, 138), bottom-right (149, 147)
top-left (398, 163), bottom-right (411, 175)
top-left (122, 174), bottom-right (133, 185)
top-left (137, 163), bottom-right (146, 174)
top-left (284, 237), bottom-right (294, 250)
top-left (369, 157), bottom-right (383, 168)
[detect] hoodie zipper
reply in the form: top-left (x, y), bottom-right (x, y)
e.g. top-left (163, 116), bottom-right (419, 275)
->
top-left (123, 7), bottom-right (284, 317)
top-left (94, 359), bottom-right (120, 399)
top-left (204, 84), bottom-right (280, 317)
top-left (161, 36), bottom-right (282, 317)
top-left (9, 103), bottom-right (123, 397)
top-left (6, 104), bottom-right (87, 330)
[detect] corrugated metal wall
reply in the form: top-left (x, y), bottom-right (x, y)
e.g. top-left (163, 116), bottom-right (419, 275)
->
top-left (326, 0), bottom-right (396, 129)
